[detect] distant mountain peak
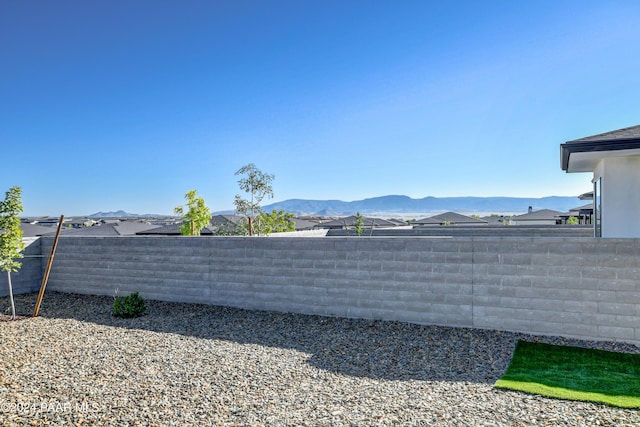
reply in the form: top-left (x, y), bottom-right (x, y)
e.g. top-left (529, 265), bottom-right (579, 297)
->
top-left (89, 210), bottom-right (136, 218)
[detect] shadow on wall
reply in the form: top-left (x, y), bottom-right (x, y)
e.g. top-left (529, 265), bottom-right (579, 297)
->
top-left (4, 291), bottom-right (521, 385)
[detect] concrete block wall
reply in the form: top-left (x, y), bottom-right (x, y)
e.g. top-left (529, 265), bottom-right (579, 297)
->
top-left (471, 238), bottom-right (640, 344)
top-left (38, 236), bottom-right (640, 346)
top-left (327, 225), bottom-right (593, 237)
top-left (0, 238), bottom-right (43, 298)
top-left (39, 236), bottom-right (474, 328)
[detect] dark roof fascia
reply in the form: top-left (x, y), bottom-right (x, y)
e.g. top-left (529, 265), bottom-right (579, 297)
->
top-left (578, 191), bottom-right (594, 200)
top-left (561, 138), bottom-right (640, 171)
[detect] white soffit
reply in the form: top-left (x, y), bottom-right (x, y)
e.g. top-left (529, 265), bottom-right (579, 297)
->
top-left (566, 148), bottom-right (640, 173)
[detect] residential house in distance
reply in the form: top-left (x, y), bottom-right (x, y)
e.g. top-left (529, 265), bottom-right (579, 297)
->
top-left (23, 216), bottom-right (65, 227)
top-left (136, 224), bottom-right (216, 236)
top-left (19, 222), bottom-right (59, 238)
top-left (291, 217), bottom-right (320, 231)
top-left (314, 215), bottom-right (401, 230)
top-left (413, 211), bottom-right (488, 227)
top-left (210, 214), bottom-right (245, 235)
top-left (509, 208), bottom-right (563, 226)
top-left (65, 217), bottom-right (98, 228)
top-left (480, 215), bottom-right (510, 225)
top-left (559, 203), bottom-right (594, 225)
top-left (210, 214), bottom-right (319, 234)
top-left (561, 124), bottom-right (640, 237)
top-left (47, 221), bottom-right (160, 236)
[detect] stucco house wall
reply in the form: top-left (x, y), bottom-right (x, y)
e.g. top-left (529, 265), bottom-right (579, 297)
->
top-left (595, 155), bottom-right (640, 237)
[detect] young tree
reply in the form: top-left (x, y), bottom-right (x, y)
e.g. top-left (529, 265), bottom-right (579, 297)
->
top-left (174, 190), bottom-right (211, 236)
top-left (234, 163), bottom-right (274, 236)
top-left (353, 212), bottom-right (365, 236)
top-left (567, 216), bottom-right (579, 225)
top-left (256, 209), bottom-right (296, 235)
top-left (0, 186), bottom-right (24, 320)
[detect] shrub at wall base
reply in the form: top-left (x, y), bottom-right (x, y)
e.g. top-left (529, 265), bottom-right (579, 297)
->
top-left (112, 292), bottom-right (147, 318)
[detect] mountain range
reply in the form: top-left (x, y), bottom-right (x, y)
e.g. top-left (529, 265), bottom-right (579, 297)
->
top-left (88, 210), bottom-right (163, 218)
top-left (89, 195), bottom-right (585, 219)
top-left (261, 195), bottom-right (584, 217)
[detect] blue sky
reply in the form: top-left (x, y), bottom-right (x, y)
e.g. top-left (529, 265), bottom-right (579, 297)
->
top-left (2, 1), bottom-right (640, 216)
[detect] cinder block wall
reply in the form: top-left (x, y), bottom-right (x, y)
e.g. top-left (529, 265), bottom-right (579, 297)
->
top-left (328, 225), bottom-right (593, 237)
top-left (471, 238), bottom-right (640, 344)
top-left (38, 236), bottom-right (640, 345)
top-left (0, 238), bottom-right (43, 298)
top-left (39, 236), bottom-right (474, 327)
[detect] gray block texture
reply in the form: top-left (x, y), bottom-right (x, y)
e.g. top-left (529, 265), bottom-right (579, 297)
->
top-left (30, 235), bottom-right (640, 346)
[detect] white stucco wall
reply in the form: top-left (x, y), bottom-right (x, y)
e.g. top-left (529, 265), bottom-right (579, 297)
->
top-left (594, 155), bottom-right (640, 237)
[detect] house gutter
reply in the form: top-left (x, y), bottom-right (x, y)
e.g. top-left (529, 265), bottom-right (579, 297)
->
top-left (560, 138), bottom-right (640, 171)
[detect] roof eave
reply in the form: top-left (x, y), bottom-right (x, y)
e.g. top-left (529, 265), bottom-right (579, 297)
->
top-left (561, 138), bottom-right (640, 172)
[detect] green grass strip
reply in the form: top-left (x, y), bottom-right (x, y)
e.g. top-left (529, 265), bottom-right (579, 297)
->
top-left (495, 340), bottom-right (640, 409)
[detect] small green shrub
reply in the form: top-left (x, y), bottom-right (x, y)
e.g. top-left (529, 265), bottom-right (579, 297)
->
top-left (113, 292), bottom-right (147, 318)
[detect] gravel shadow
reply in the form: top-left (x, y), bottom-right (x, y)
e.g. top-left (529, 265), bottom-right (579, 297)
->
top-left (4, 292), bottom-right (638, 385)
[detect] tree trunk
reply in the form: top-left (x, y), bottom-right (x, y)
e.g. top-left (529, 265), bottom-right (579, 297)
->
top-left (7, 271), bottom-right (15, 320)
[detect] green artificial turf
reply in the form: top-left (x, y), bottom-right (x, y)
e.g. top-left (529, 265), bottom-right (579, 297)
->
top-left (495, 340), bottom-right (640, 409)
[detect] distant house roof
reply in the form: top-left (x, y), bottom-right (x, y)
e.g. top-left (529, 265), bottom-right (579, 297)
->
top-left (41, 222), bottom-right (159, 236)
top-left (414, 212), bottom-right (488, 225)
top-left (208, 214), bottom-right (247, 234)
top-left (561, 125), bottom-right (640, 172)
top-left (316, 216), bottom-right (398, 229)
top-left (480, 215), bottom-right (508, 225)
top-left (557, 204), bottom-right (594, 222)
top-left (568, 203), bottom-right (594, 214)
top-left (101, 219), bottom-right (121, 225)
top-left (20, 223), bottom-right (58, 237)
top-left (64, 217), bottom-right (89, 226)
top-left (26, 216), bottom-right (63, 226)
top-left (211, 214), bottom-right (243, 226)
top-left (578, 191), bottom-right (594, 200)
top-left (511, 209), bottom-right (564, 221)
top-left (291, 218), bottom-right (319, 231)
top-left (136, 223), bottom-right (215, 235)
top-left (412, 217), bottom-right (442, 225)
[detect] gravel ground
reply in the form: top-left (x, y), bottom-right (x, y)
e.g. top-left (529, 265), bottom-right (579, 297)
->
top-left (1, 292), bottom-right (639, 426)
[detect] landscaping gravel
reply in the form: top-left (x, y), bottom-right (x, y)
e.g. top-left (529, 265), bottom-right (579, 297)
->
top-left (1, 292), bottom-right (639, 426)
